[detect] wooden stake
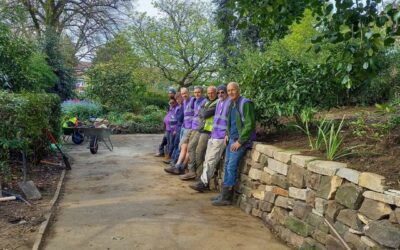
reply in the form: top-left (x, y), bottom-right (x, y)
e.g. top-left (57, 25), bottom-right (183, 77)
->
top-left (324, 218), bottom-right (352, 250)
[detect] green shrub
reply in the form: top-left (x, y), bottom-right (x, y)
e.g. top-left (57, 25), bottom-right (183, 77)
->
top-left (126, 121), bottom-right (164, 134)
top-left (0, 91), bottom-right (61, 181)
top-left (114, 106), bottom-right (166, 134)
top-left (107, 111), bottom-right (125, 125)
top-left (142, 105), bottom-right (161, 114)
top-left (0, 23), bottom-right (57, 92)
top-left (238, 53), bottom-right (342, 126)
top-left (61, 100), bottom-right (102, 121)
top-left (142, 93), bottom-right (168, 110)
top-left (122, 112), bottom-right (144, 123)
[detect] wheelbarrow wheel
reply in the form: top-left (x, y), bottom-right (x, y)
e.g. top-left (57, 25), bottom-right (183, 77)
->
top-left (90, 136), bottom-right (98, 154)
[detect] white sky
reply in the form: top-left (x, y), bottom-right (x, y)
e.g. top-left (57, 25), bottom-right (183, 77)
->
top-left (134, 0), bottom-right (213, 17)
top-left (134, 0), bottom-right (160, 17)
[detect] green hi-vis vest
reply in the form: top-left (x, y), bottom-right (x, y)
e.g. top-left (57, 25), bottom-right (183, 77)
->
top-left (62, 117), bottom-right (78, 128)
top-left (203, 99), bottom-right (218, 132)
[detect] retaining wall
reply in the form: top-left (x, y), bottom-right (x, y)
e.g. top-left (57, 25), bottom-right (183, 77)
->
top-left (231, 143), bottom-right (400, 249)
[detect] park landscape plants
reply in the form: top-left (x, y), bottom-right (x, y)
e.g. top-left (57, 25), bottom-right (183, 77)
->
top-left (0, 91), bottom-right (61, 182)
top-left (61, 100), bottom-right (103, 121)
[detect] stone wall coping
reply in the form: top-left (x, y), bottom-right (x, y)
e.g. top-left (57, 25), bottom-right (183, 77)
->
top-left (307, 160), bottom-right (347, 176)
top-left (363, 191), bottom-right (395, 205)
top-left (252, 142), bottom-right (400, 193)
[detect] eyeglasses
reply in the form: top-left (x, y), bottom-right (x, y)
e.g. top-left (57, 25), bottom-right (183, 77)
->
top-left (217, 91), bottom-right (225, 94)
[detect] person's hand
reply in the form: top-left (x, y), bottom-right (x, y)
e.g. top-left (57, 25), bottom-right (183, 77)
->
top-left (231, 141), bottom-right (241, 152)
top-left (224, 135), bottom-right (229, 146)
top-left (173, 131), bottom-right (176, 136)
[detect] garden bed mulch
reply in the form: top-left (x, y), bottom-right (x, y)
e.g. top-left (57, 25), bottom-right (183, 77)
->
top-left (0, 156), bottom-right (63, 250)
top-left (257, 106), bottom-right (400, 190)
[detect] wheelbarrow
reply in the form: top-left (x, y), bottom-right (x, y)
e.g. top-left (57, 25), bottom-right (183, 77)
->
top-left (79, 127), bottom-right (114, 154)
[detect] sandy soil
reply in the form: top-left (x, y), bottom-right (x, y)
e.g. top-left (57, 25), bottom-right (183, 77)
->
top-left (43, 134), bottom-right (290, 250)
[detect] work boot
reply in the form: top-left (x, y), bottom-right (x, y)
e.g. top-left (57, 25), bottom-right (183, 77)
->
top-left (163, 159), bottom-right (171, 164)
top-left (164, 164), bottom-right (184, 175)
top-left (180, 169), bottom-right (196, 180)
top-left (212, 186), bottom-right (233, 206)
top-left (154, 153), bottom-right (164, 157)
top-left (210, 193), bottom-right (222, 201)
top-left (189, 181), bottom-right (209, 192)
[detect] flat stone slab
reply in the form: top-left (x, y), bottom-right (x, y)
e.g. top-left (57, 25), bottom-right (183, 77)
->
top-left (289, 187), bottom-right (309, 201)
top-left (307, 160), bottom-right (347, 176)
top-left (291, 155), bottom-right (318, 168)
top-left (275, 196), bottom-right (294, 209)
top-left (363, 191), bottom-right (395, 205)
top-left (365, 220), bottom-right (400, 249)
top-left (359, 198), bottom-right (392, 220)
top-left (273, 150), bottom-right (301, 164)
top-left (285, 216), bottom-right (313, 237)
top-left (336, 168), bottom-right (360, 184)
top-left (267, 158), bottom-right (289, 176)
top-left (271, 186), bottom-right (289, 197)
top-left (255, 144), bottom-right (281, 158)
top-left (358, 172), bottom-right (386, 193)
top-left (271, 174), bottom-right (289, 189)
top-left (248, 168), bottom-right (263, 181)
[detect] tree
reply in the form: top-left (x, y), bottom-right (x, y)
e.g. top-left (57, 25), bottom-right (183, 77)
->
top-left (87, 35), bottom-right (145, 112)
top-left (128, 0), bottom-right (221, 87)
top-left (0, 23), bottom-right (56, 92)
top-left (2, 0), bottom-right (132, 60)
top-left (42, 29), bottom-right (75, 100)
top-left (218, 0), bottom-right (400, 89)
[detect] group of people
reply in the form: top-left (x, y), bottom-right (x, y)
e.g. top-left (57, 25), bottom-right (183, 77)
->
top-left (155, 82), bottom-right (256, 206)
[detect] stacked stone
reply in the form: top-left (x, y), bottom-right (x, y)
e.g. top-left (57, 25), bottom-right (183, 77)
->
top-left (233, 143), bottom-right (400, 250)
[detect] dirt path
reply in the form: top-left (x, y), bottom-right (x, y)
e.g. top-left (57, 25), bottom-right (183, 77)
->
top-left (44, 134), bottom-right (290, 250)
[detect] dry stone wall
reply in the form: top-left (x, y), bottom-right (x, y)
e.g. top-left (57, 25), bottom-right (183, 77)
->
top-left (232, 143), bottom-right (400, 250)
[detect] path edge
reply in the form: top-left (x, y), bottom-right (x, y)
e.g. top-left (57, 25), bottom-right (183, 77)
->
top-left (32, 169), bottom-right (66, 250)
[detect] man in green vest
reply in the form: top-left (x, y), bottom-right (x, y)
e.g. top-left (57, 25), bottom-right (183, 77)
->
top-left (180, 85), bottom-right (218, 180)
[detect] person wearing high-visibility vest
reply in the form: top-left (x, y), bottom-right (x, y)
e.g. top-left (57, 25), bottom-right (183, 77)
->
top-left (62, 116), bottom-right (78, 128)
top-left (155, 87), bottom-right (177, 157)
top-left (164, 97), bottom-right (179, 159)
top-left (180, 85), bottom-right (218, 180)
top-left (190, 85), bottom-right (230, 191)
top-left (164, 87), bottom-right (196, 175)
top-left (212, 82), bottom-right (256, 206)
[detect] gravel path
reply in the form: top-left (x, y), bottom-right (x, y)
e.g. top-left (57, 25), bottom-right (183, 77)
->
top-left (44, 134), bottom-right (290, 250)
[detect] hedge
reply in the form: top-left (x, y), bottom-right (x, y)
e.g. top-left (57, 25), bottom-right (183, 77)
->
top-left (0, 91), bottom-right (61, 180)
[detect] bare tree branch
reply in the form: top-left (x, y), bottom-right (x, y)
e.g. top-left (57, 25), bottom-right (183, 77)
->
top-left (7, 0), bottom-right (132, 60)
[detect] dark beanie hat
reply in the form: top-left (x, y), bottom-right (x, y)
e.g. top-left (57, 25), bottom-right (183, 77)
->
top-left (168, 87), bottom-right (176, 94)
top-left (217, 84), bottom-right (227, 92)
